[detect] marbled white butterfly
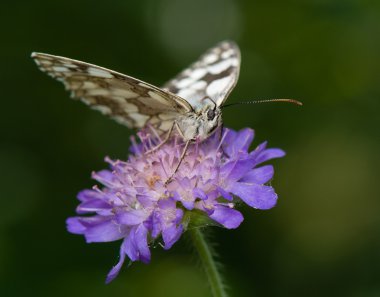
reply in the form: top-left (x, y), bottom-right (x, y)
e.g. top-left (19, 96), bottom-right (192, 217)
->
top-left (32, 41), bottom-right (240, 144)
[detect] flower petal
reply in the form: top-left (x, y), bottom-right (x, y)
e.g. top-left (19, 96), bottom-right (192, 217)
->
top-left (173, 191), bottom-right (194, 210)
top-left (229, 182), bottom-right (278, 210)
top-left (216, 186), bottom-right (233, 201)
top-left (210, 205), bottom-right (243, 229)
top-left (75, 217), bottom-right (127, 243)
top-left (123, 224), bottom-right (151, 263)
top-left (116, 209), bottom-right (148, 226)
top-left (193, 188), bottom-right (208, 200)
top-left (92, 170), bottom-right (120, 187)
top-left (77, 189), bottom-right (104, 202)
top-left (223, 128), bottom-right (254, 157)
top-left (66, 217), bottom-right (86, 234)
top-left (150, 211), bottom-right (161, 239)
top-left (66, 215), bottom-right (109, 234)
top-left (162, 224), bottom-right (183, 249)
top-left (220, 158), bottom-right (256, 182)
top-left (124, 227), bottom-right (138, 261)
top-left (134, 224), bottom-right (150, 263)
top-left (240, 165), bottom-right (274, 184)
top-left (76, 199), bottom-right (111, 214)
top-left (106, 239), bottom-right (127, 284)
top-left (157, 198), bottom-right (176, 209)
top-left (174, 208), bottom-right (184, 225)
top-left (255, 148), bottom-right (286, 165)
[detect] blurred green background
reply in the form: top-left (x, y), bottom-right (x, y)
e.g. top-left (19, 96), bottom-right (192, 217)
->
top-left (1, 0), bottom-right (380, 296)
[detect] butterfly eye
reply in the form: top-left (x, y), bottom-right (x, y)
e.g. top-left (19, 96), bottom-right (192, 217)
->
top-left (207, 109), bottom-right (215, 120)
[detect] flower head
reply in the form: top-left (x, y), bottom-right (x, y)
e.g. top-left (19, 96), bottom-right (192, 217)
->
top-left (67, 127), bottom-right (285, 282)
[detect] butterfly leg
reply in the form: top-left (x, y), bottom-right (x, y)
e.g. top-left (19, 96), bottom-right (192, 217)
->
top-left (164, 122), bottom-right (190, 184)
top-left (145, 122), bottom-right (175, 155)
top-left (219, 122), bottom-right (224, 141)
top-left (165, 139), bottom-right (191, 185)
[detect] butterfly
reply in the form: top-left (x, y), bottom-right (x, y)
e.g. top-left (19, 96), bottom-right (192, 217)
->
top-left (32, 41), bottom-right (240, 180)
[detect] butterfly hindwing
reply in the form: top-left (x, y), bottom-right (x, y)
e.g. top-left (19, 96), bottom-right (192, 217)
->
top-left (31, 53), bottom-right (192, 133)
top-left (162, 41), bottom-right (241, 111)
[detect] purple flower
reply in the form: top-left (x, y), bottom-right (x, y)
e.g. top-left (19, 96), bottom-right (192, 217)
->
top-left (66, 127), bottom-right (285, 282)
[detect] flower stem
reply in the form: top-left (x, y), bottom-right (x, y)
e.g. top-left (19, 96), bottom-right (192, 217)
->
top-left (189, 228), bottom-right (228, 297)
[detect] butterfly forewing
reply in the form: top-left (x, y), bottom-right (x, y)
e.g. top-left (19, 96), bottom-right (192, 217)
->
top-left (31, 52), bottom-right (192, 134)
top-left (162, 41), bottom-right (241, 111)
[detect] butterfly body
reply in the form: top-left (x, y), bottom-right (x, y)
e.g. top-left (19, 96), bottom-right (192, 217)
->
top-left (175, 103), bottom-right (221, 141)
top-left (31, 41), bottom-right (240, 143)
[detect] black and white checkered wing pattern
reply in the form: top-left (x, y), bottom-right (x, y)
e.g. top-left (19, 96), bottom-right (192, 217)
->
top-left (31, 53), bottom-right (193, 134)
top-left (163, 41), bottom-right (241, 111)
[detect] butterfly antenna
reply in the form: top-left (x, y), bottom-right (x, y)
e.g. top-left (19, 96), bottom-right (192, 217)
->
top-left (222, 98), bottom-right (303, 109)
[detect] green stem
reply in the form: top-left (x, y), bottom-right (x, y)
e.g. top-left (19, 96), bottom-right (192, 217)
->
top-left (189, 228), bottom-right (228, 297)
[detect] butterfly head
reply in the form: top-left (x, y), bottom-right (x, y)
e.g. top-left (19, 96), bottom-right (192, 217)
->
top-left (196, 102), bottom-right (222, 140)
top-left (176, 102), bottom-right (221, 142)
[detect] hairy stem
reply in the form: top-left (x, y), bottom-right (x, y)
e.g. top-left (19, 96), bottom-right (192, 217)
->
top-left (189, 228), bottom-right (228, 297)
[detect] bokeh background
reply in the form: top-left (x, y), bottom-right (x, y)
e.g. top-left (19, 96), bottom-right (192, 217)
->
top-left (1, 0), bottom-right (380, 296)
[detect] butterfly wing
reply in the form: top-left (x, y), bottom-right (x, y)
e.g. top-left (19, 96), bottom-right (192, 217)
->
top-left (31, 53), bottom-right (193, 134)
top-left (162, 41), bottom-right (241, 111)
